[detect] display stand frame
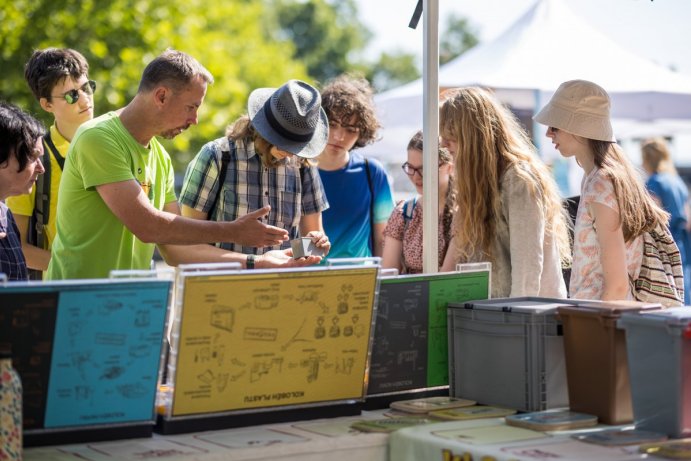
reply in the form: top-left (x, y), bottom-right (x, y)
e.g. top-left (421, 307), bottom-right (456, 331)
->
top-left (157, 260), bottom-right (381, 434)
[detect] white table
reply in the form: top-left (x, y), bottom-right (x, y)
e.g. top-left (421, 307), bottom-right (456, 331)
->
top-left (389, 418), bottom-right (650, 461)
top-left (24, 412), bottom-right (389, 461)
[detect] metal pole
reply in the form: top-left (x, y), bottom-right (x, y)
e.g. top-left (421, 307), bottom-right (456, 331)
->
top-left (422, 0), bottom-right (440, 273)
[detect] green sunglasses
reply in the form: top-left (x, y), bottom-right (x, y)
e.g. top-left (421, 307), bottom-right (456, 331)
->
top-left (52, 80), bottom-right (96, 104)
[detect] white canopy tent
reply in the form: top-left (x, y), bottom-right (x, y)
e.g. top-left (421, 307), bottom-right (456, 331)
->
top-left (363, 0), bottom-right (691, 164)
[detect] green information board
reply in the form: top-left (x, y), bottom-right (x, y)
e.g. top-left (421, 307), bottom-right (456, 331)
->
top-left (368, 267), bottom-right (490, 395)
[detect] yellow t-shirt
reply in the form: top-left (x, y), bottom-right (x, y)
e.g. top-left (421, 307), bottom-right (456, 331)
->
top-left (6, 124), bottom-right (69, 249)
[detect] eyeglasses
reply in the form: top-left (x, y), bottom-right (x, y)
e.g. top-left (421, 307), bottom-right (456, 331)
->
top-left (402, 161), bottom-right (446, 178)
top-left (402, 162), bottom-right (423, 177)
top-left (52, 80), bottom-right (96, 104)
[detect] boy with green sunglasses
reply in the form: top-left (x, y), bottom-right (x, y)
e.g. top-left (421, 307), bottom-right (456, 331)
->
top-left (7, 48), bottom-right (95, 278)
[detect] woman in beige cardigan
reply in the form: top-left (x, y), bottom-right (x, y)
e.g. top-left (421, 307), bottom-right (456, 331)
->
top-left (439, 87), bottom-right (571, 298)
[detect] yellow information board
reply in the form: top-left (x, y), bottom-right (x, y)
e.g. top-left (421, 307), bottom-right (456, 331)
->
top-left (170, 266), bottom-right (379, 416)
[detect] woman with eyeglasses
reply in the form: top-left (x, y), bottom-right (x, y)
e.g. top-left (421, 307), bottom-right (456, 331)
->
top-left (439, 87), bottom-right (571, 298)
top-left (7, 48), bottom-right (95, 278)
top-left (381, 131), bottom-right (455, 274)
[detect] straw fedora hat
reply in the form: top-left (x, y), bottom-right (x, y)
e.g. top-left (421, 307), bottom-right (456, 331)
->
top-left (248, 79), bottom-right (328, 159)
top-left (534, 80), bottom-right (616, 142)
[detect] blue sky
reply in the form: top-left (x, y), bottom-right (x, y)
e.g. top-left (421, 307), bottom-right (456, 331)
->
top-left (354, 0), bottom-right (691, 77)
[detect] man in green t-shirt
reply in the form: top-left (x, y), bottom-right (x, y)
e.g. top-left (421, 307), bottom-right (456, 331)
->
top-left (46, 50), bottom-right (319, 280)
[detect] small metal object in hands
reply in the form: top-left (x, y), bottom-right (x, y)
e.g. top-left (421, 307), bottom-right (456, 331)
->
top-left (290, 237), bottom-right (325, 259)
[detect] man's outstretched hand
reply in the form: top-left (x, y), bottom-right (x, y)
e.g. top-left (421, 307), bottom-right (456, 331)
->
top-left (229, 206), bottom-right (288, 247)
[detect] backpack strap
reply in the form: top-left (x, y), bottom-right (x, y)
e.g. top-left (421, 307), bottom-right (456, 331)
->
top-left (363, 158), bottom-right (375, 251)
top-left (28, 132), bottom-right (63, 247)
top-left (402, 196), bottom-right (417, 223)
top-left (44, 131), bottom-right (65, 170)
top-left (27, 132), bottom-right (63, 279)
top-left (207, 139), bottom-right (233, 220)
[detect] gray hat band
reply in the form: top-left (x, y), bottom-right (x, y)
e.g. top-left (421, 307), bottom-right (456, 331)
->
top-left (262, 97), bottom-right (313, 143)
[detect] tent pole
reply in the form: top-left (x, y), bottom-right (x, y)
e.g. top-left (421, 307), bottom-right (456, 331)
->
top-left (422, 0), bottom-right (440, 274)
top-left (532, 89), bottom-right (542, 154)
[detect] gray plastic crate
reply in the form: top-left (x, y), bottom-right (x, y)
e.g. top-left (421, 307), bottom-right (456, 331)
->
top-left (448, 297), bottom-right (575, 412)
top-left (618, 307), bottom-right (691, 438)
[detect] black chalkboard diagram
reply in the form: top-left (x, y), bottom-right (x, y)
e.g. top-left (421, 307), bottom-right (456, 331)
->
top-left (367, 270), bottom-right (490, 397)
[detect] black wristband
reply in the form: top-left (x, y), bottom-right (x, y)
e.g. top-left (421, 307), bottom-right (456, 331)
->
top-left (246, 254), bottom-right (255, 270)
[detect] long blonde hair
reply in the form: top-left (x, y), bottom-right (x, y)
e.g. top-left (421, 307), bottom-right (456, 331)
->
top-left (439, 87), bottom-right (571, 265)
top-left (591, 139), bottom-right (669, 241)
top-left (641, 137), bottom-right (677, 175)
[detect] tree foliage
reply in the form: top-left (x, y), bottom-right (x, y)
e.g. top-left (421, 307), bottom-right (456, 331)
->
top-left (0, 0), bottom-right (309, 170)
top-left (265, 0), bottom-right (371, 84)
top-left (366, 51), bottom-right (421, 92)
top-left (440, 13), bottom-right (480, 66)
top-left (0, 0), bottom-right (481, 169)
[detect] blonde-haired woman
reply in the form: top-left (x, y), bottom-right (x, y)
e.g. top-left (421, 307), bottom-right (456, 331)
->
top-left (439, 87), bottom-right (570, 298)
top-left (535, 80), bottom-right (676, 302)
top-left (641, 137), bottom-right (691, 303)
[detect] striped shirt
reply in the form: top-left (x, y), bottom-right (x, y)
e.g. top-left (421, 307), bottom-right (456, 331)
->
top-left (180, 137), bottom-right (329, 255)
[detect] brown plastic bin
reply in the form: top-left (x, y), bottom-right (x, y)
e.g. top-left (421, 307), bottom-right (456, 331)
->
top-left (557, 301), bottom-right (659, 425)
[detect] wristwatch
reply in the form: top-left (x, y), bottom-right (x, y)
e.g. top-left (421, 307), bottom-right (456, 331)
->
top-left (246, 254), bottom-right (255, 270)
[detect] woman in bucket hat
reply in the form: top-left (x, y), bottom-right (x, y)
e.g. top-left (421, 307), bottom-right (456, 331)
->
top-left (180, 79), bottom-right (331, 269)
top-left (534, 79), bottom-right (672, 301)
top-left (439, 87), bottom-right (571, 298)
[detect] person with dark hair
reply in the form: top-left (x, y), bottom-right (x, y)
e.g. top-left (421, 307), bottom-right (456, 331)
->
top-left (317, 74), bottom-right (394, 259)
top-left (8, 48), bottom-right (94, 276)
top-left (382, 131), bottom-right (455, 274)
top-left (0, 102), bottom-right (46, 280)
top-left (180, 79), bottom-right (330, 267)
top-left (46, 49), bottom-right (292, 280)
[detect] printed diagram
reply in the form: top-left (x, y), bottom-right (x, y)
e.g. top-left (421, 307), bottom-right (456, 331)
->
top-left (134, 309), bottom-right (151, 327)
top-left (100, 299), bottom-right (123, 315)
top-left (250, 357), bottom-right (284, 383)
top-left (296, 291), bottom-right (319, 303)
top-left (301, 352), bottom-right (325, 382)
top-left (337, 284), bottom-right (353, 314)
top-left (117, 382), bottom-right (148, 399)
top-left (210, 305), bottom-right (235, 332)
top-left (176, 272), bottom-right (377, 411)
top-left (192, 334), bottom-right (227, 367)
top-left (280, 317), bottom-right (312, 351)
top-left (74, 385), bottom-right (94, 402)
top-left (255, 294), bottom-right (278, 310)
top-left (304, 354), bottom-right (356, 382)
top-left (100, 365), bottom-right (125, 380)
top-left (70, 351), bottom-right (94, 381)
top-left (52, 295), bottom-right (168, 407)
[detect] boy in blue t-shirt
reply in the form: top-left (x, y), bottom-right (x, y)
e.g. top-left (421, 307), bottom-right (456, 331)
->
top-left (317, 75), bottom-right (394, 258)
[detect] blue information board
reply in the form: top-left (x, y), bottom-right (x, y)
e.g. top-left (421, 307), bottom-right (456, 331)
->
top-left (0, 280), bottom-right (171, 432)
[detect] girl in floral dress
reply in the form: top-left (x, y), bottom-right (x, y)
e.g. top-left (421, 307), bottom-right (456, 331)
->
top-left (535, 80), bottom-right (671, 301)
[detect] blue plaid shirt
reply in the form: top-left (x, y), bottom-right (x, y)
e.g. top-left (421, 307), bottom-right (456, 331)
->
top-left (0, 202), bottom-right (28, 281)
top-left (180, 137), bottom-right (329, 255)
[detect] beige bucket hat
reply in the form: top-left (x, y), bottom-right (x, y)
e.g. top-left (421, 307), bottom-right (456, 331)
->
top-left (534, 80), bottom-right (616, 142)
